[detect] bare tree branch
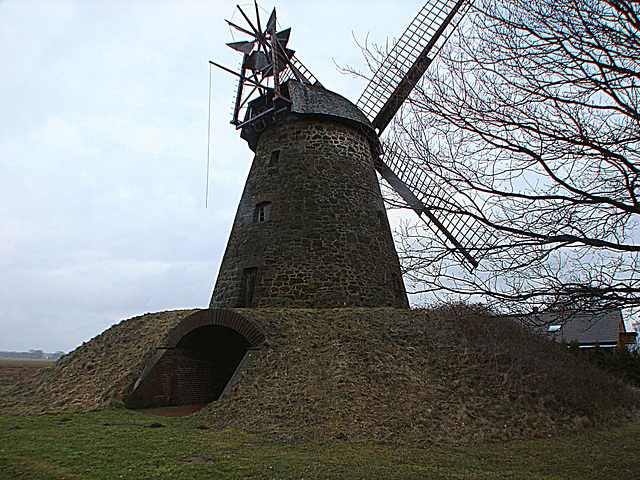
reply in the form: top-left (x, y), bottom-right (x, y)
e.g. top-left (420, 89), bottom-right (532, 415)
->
top-left (384, 0), bottom-right (640, 315)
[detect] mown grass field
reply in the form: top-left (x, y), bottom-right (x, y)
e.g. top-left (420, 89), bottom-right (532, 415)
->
top-left (0, 359), bottom-right (56, 366)
top-left (1, 409), bottom-right (640, 479)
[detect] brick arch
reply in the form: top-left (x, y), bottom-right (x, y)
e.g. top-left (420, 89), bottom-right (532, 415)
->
top-left (163, 309), bottom-right (265, 348)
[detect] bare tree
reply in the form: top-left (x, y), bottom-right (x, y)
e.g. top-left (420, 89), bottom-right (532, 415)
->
top-left (386, 0), bottom-right (640, 315)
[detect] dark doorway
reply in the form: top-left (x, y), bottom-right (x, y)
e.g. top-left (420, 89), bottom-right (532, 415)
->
top-left (240, 267), bottom-right (258, 307)
top-left (125, 325), bottom-right (250, 409)
top-left (175, 325), bottom-right (250, 401)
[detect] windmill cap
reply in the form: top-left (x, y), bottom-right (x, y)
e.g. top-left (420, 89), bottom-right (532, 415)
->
top-left (240, 80), bottom-right (378, 152)
top-left (287, 80), bottom-right (374, 132)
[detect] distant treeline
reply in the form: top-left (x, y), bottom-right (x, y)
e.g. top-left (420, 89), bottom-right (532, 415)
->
top-left (0, 349), bottom-right (66, 360)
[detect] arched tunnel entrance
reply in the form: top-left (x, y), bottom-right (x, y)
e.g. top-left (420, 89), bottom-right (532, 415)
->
top-left (125, 309), bottom-right (264, 411)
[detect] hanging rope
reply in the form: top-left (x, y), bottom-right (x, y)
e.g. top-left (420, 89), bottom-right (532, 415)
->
top-left (206, 62), bottom-right (213, 208)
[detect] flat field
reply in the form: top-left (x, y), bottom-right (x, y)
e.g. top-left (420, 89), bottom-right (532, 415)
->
top-left (0, 359), bottom-right (55, 393)
top-left (0, 359), bottom-right (56, 366)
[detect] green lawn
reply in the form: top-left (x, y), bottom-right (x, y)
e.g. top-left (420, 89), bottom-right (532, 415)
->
top-left (1, 410), bottom-right (639, 479)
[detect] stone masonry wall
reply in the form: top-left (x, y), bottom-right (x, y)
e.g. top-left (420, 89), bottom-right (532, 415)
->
top-left (210, 116), bottom-right (408, 309)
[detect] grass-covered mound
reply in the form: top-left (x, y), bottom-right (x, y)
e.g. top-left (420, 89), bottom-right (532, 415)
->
top-left (1, 310), bottom-right (197, 413)
top-left (2, 306), bottom-right (638, 445)
top-left (195, 307), bottom-right (639, 445)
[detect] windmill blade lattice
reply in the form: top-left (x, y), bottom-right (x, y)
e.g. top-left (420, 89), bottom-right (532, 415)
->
top-left (357, 0), bottom-right (470, 134)
top-left (276, 55), bottom-right (320, 86)
top-left (354, 0), bottom-right (487, 268)
top-left (381, 142), bottom-right (493, 269)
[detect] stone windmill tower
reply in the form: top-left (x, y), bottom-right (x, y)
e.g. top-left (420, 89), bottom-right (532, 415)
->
top-left (124, 0), bottom-right (494, 412)
top-left (209, 0), bottom-right (487, 310)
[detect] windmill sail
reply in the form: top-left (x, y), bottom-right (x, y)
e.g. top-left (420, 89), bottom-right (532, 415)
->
top-left (381, 142), bottom-right (497, 268)
top-left (354, 0), bottom-right (492, 268)
top-left (357, 0), bottom-right (469, 133)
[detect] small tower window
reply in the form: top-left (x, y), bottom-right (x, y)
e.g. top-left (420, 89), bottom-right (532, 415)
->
top-left (269, 150), bottom-right (280, 166)
top-left (255, 202), bottom-right (271, 222)
top-left (377, 209), bottom-right (389, 230)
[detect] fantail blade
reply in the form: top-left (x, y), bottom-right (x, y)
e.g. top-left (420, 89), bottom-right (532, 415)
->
top-left (226, 41), bottom-right (255, 54)
top-left (226, 19), bottom-right (256, 38)
top-left (275, 28), bottom-right (291, 47)
top-left (266, 7), bottom-right (277, 31)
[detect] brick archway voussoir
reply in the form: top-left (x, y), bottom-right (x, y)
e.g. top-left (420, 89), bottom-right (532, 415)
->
top-left (162, 309), bottom-right (265, 348)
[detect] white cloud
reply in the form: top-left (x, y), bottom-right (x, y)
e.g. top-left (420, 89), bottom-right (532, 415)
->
top-left (116, 185), bottom-right (135, 199)
top-left (36, 117), bottom-right (84, 151)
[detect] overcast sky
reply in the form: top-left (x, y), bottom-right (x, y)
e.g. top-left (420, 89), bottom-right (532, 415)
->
top-left (0, 0), bottom-right (426, 352)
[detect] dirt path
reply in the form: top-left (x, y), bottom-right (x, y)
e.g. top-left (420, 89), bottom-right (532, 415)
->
top-left (137, 403), bottom-right (209, 417)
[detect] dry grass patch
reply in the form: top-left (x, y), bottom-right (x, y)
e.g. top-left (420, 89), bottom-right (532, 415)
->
top-left (194, 306), bottom-right (639, 445)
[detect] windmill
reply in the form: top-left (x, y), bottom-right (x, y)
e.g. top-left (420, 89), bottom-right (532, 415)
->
top-left (208, 1), bottom-right (488, 309)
